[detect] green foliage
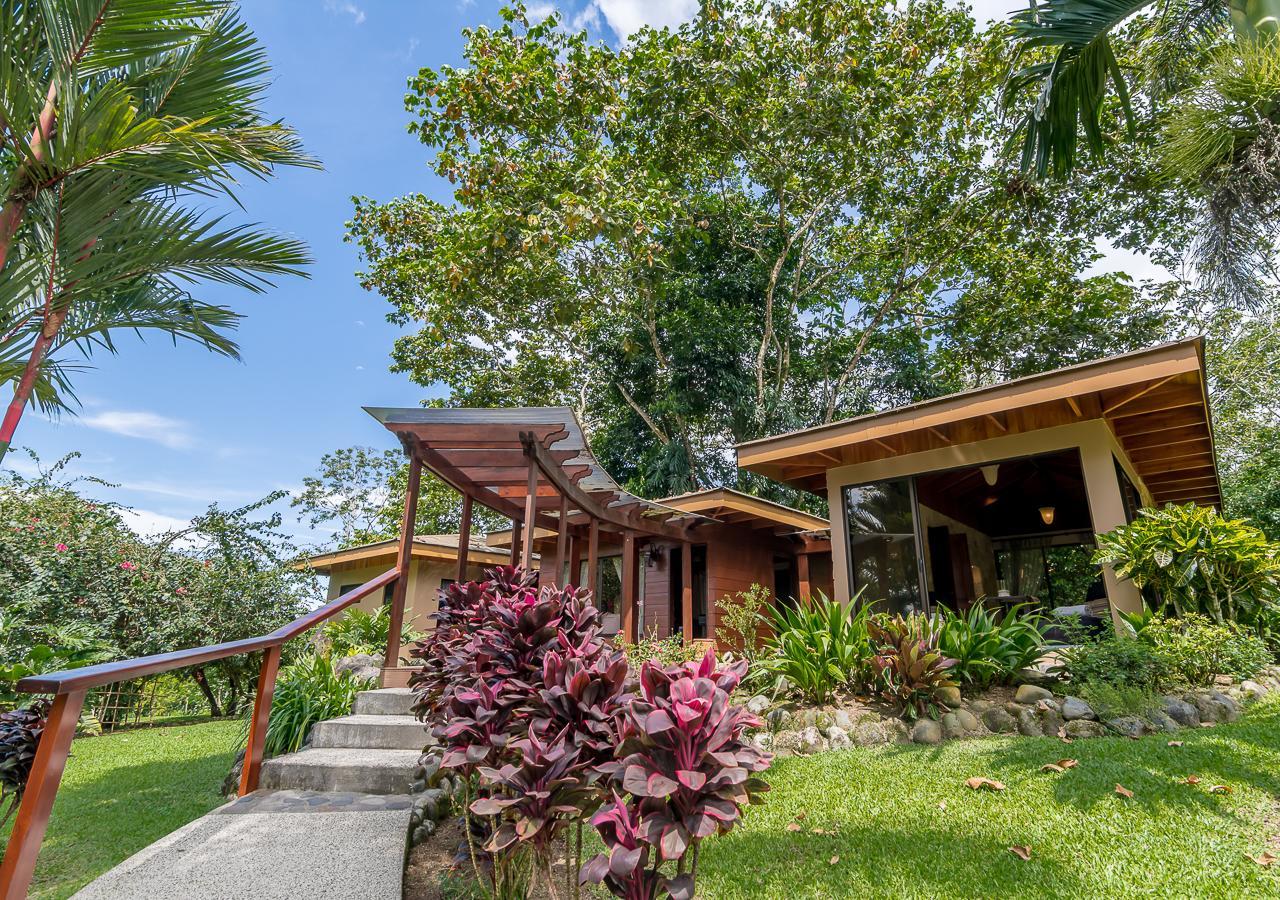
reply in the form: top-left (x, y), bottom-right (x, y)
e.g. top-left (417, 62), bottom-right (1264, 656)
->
top-left (619, 631), bottom-right (706, 669)
top-left (868, 613), bottom-right (958, 719)
top-left (1057, 633), bottom-right (1171, 691)
top-left (257, 652), bottom-right (373, 757)
top-left (1139, 613), bottom-right (1271, 685)
top-left (761, 593), bottom-right (873, 705)
top-left (1075, 680), bottom-right (1162, 721)
top-left (321, 606), bottom-right (416, 660)
top-left (716, 583), bottom-right (773, 659)
top-left (0, 610), bottom-right (114, 709)
top-left (936, 603), bottom-right (1049, 688)
top-left (1094, 502), bottom-right (1280, 627)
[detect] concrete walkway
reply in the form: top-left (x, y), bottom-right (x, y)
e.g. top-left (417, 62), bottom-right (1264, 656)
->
top-left (73, 790), bottom-right (412, 900)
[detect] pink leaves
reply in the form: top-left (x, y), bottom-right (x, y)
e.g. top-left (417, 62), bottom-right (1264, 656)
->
top-left (677, 769), bottom-right (707, 790)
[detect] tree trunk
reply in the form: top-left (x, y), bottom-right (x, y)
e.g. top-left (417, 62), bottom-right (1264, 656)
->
top-left (0, 83), bottom-right (58, 274)
top-left (190, 667), bottom-right (223, 717)
top-left (0, 307), bottom-right (67, 466)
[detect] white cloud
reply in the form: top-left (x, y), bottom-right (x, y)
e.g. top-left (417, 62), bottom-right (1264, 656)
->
top-left (119, 507), bottom-right (192, 537)
top-left (1087, 238), bottom-right (1173, 283)
top-left (324, 0), bottom-right (366, 25)
top-left (79, 410), bottom-right (194, 449)
top-left (116, 478), bottom-right (257, 504)
top-left (527, 2), bottom-right (558, 21)
top-left (590, 0), bottom-right (698, 39)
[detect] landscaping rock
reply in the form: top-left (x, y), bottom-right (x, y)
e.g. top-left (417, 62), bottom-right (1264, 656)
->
top-left (1240, 680), bottom-right (1267, 702)
top-left (1014, 685), bottom-right (1054, 704)
top-left (1106, 716), bottom-right (1147, 739)
top-left (1061, 696), bottom-right (1097, 721)
top-left (968, 699), bottom-right (995, 714)
top-left (981, 708), bottom-right (1017, 734)
top-left (937, 686), bottom-right (962, 708)
top-left (746, 695), bottom-right (771, 715)
top-left (1036, 698), bottom-right (1061, 713)
top-left (1148, 711), bottom-right (1181, 733)
top-left (1038, 708), bottom-right (1065, 738)
top-left (954, 709), bottom-right (980, 732)
top-left (772, 730), bottom-right (803, 754)
top-left (1016, 708), bottom-right (1042, 737)
top-left (833, 709), bottom-right (854, 731)
top-left (1208, 691), bottom-right (1242, 722)
top-left (1064, 720), bottom-right (1106, 739)
top-left (752, 732), bottom-right (775, 753)
top-left (1003, 701), bottom-right (1025, 716)
top-left (852, 721), bottom-right (888, 747)
top-left (1016, 667), bottom-right (1058, 688)
top-left (884, 718), bottom-right (912, 743)
top-left (798, 726), bottom-right (827, 755)
top-left (941, 712), bottom-right (966, 740)
top-left (766, 708), bottom-right (791, 732)
top-left (911, 718), bottom-right (943, 745)
top-left (826, 726), bottom-right (852, 750)
top-left (1161, 696), bottom-right (1200, 727)
top-left (1213, 674), bottom-right (1235, 688)
top-left (335, 653), bottom-right (383, 683)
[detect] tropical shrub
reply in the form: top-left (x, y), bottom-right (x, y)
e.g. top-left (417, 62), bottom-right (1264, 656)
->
top-left (584, 650), bottom-right (772, 900)
top-left (0, 700), bottom-right (48, 830)
top-left (1056, 633), bottom-right (1171, 691)
top-left (1094, 503), bottom-right (1280, 627)
top-left (321, 606), bottom-right (416, 660)
top-left (621, 631), bottom-right (707, 670)
top-left (1076, 681), bottom-right (1162, 721)
top-left (1138, 614), bottom-right (1271, 685)
top-left (258, 652), bottom-right (373, 756)
top-left (868, 614), bottom-right (957, 719)
top-left (761, 592), bottom-right (873, 704)
top-left (0, 610), bottom-right (114, 709)
top-left (937, 602), bottom-right (1048, 687)
top-left (716, 583), bottom-right (773, 659)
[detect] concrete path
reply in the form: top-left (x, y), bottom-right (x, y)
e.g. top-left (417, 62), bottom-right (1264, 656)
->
top-left (73, 790), bottom-right (412, 900)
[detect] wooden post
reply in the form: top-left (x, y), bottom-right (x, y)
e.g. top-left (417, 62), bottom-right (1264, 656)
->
top-left (239, 645), bottom-right (282, 795)
top-left (587, 518), bottom-right (600, 601)
top-left (622, 531), bottom-right (638, 643)
top-left (0, 689), bottom-right (86, 900)
top-left (385, 454), bottom-right (421, 672)
top-left (553, 494), bottom-right (569, 587)
top-left (456, 493), bottom-right (473, 583)
top-left (797, 551), bottom-right (812, 604)
top-left (522, 458), bottom-right (538, 569)
top-left (682, 541), bottom-right (694, 642)
top-left (509, 519), bottom-right (521, 566)
top-left (567, 534), bottom-right (582, 589)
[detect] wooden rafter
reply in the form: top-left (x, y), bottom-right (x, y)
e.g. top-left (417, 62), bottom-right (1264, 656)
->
top-left (1103, 374), bottom-right (1177, 416)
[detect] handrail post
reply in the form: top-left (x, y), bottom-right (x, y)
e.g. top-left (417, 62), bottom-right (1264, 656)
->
top-left (0, 689), bottom-right (86, 900)
top-left (239, 645), bottom-right (282, 796)
top-left (386, 455), bottom-right (422, 672)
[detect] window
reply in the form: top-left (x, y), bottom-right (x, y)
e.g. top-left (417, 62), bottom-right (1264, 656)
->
top-left (578, 555), bottom-right (622, 615)
top-left (338, 582), bottom-right (395, 604)
top-left (843, 478), bottom-right (924, 615)
top-left (1114, 457), bottom-right (1141, 524)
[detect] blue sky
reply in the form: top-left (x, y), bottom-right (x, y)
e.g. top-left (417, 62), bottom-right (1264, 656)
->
top-left (11, 0), bottom-right (1121, 546)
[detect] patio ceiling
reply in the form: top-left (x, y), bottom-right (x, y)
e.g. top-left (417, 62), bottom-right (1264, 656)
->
top-left (364, 406), bottom-right (714, 541)
top-left (736, 338), bottom-right (1221, 509)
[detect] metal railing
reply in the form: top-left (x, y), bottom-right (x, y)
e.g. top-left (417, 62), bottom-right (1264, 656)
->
top-left (0, 566), bottom-right (401, 900)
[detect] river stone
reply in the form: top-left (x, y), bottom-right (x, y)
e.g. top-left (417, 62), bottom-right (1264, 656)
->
top-left (766, 708), bottom-right (791, 731)
top-left (1161, 696), bottom-right (1199, 727)
top-left (1148, 710), bottom-right (1181, 733)
top-left (1213, 674), bottom-right (1235, 687)
top-left (335, 653), bottom-right (383, 683)
top-left (1061, 696), bottom-right (1097, 721)
top-left (1208, 691), bottom-right (1242, 722)
top-left (1240, 680), bottom-right (1267, 702)
top-left (936, 686), bottom-right (962, 708)
top-left (1016, 667), bottom-right (1058, 688)
top-left (884, 718), bottom-right (912, 743)
top-left (1014, 684), bottom-right (1054, 704)
top-left (941, 712), bottom-right (966, 739)
top-left (798, 726), bottom-right (827, 754)
top-left (911, 718), bottom-right (944, 745)
top-left (1016, 708), bottom-right (1043, 737)
top-left (746, 694), bottom-right (771, 715)
top-left (826, 726), bottom-right (852, 750)
top-left (1064, 719), bottom-right (1106, 739)
top-left (1107, 716), bottom-right (1147, 739)
top-left (982, 707), bottom-right (1017, 734)
top-left (968, 699), bottom-right (995, 714)
top-left (853, 721), bottom-right (888, 747)
top-left (955, 709), bottom-right (980, 732)
top-left (1038, 707), bottom-right (1065, 737)
top-left (833, 709), bottom-right (854, 730)
top-left (773, 730), bottom-right (803, 754)
top-left (752, 732), bottom-right (775, 753)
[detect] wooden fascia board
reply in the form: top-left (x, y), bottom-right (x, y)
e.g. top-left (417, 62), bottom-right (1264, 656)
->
top-left (661, 488), bottom-right (829, 532)
top-left (301, 542), bottom-right (507, 571)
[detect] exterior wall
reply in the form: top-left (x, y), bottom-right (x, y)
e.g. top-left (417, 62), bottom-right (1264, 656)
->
top-left (324, 555), bottom-right (492, 637)
top-left (824, 419), bottom-right (1149, 625)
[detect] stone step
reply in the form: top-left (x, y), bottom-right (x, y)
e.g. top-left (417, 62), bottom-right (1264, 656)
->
top-left (353, 687), bottom-right (415, 717)
top-left (310, 714), bottom-right (429, 751)
top-left (259, 747), bottom-right (420, 795)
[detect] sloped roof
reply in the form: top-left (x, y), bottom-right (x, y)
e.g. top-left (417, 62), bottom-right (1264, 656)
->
top-left (303, 533), bottom-right (510, 571)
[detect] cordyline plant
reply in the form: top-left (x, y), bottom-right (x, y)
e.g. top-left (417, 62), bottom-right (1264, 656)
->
top-left (583, 649), bottom-right (772, 900)
top-left (868, 614), bottom-right (958, 720)
top-left (0, 699), bottom-right (49, 830)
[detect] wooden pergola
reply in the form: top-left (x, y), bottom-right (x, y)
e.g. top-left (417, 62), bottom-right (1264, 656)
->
top-left (365, 407), bottom-right (715, 671)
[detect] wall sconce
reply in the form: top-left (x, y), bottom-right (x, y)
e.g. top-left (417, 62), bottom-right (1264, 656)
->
top-left (1039, 506), bottom-right (1056, 526)
top-left (981, 464), bottom-right (1000, 486)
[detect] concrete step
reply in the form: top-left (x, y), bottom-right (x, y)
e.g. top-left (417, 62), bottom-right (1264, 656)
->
top-left (310, 714), bottom-right (428, 751)
top-left (259, 747), bottom-right (420, 795)
top-left (73, 790), bottom-right (411, 899)
top-left (353, 687), bottom-right (415, 717)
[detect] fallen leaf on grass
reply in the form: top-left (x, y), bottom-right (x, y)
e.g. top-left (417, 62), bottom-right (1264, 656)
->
top-left (795, 811), bottom-right (807, 821)
top-left (1056, 728), bottom-right (1074, 744)
top-left (1114, 784), bottom-right (1134, 799)
top-left (938, 800), bottom-right (947, 811)
top-left (1009, 846), bottom-right (1032, 861)
top-left (1040, 764), bottom-right (1065, 774)
top-left (1200, 722), bottom-right (1215, 728)
top-left (1057, 759), bottom-right (1078, 769)
top-left (1247, 852), bottom-right (1278, 867)
top-left (829, 856), bottom-right (840, 866)
top-left (965, 777), bottom-right (1005, 792)
top-left (1184, 776), bottom-right (1201, 785)
top-left (785, 822), bottom-right (802, 832)
top-left (1167, 741), bottom-right (1184, 747)
top-left (1208, 785), bottom-right (1233, 795)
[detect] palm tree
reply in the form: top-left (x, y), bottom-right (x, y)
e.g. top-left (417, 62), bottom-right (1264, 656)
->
top-left (0, 0), bottom-right (317, 464)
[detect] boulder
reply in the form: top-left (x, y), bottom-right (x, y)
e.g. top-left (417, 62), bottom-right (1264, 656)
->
top-left (884, 718), bottom-right (913, 743)
top-left (968, 699), bottom-right (995, 714)
top-left (335, 653), bottom-right (383, 683)
top-left (798, 726), bottom-right (827, 754)
top-left (1061, 696), bottom-right (1097, 721)
top-left (1016, 667), bottom-right (1059, 688)
top-left (746, 694), bottom-right (771, 715)
top-left (936, 686), bottom-right (962, 708)
top-left (772, 730), bottom-right (803, 754)
top-left (1003, 701), bottom-right (1026, 716)
top-left (1208, 691), bottom-right (1242, 722)
top-left (954, 709), bottom-right (980, 732)
top-left (1240, 680), bottom-right (1267, 702)
top-left (941, 712), bottom-right (966, 740)
top-left (833, 709), bottom-right (854, 731)
top-left (1106, 716), bottom-right (1147, 739)
top-left (1161, 696), bottom-right (1199, 728)
top-left (981, 707), bottom-right (1017, 734)
top-left (1148, 711), bottom-right (1181, 733)
top-left (1064, 719), bottom-right (1106, 739)
top-left (911, 718), bottom-right (944, 745)
top-left (766, 708), bottom-right (792, 732)
top-left (752, 732), bottom-right (775, 753)
top-left (852, 721), bottom-right (888, 747)
top-left (1213, 674), bottom-right (1235, 687)
top-left (1016, 708), bottom-right (1043, 737)
top-left (1038, 708), bottom-right (1065, 738)
top-left (826, 726), bottom-right (852, 750)
top-left (1014, 684), bottom-right (1054, 704)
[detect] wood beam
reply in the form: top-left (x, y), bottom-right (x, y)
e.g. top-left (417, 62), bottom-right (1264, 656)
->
top-left (521, 459), bottom-right (538, 569)
top-left (568, 534), bottom-right (582, 589)
top-left (1103, 374), bottom-right (1177, 416)
top-left (682, 542), bottom-right (694, 641)
top-left (928, 426), bottom-right (951, 445)
top-left (456, 493), bottom-right (472, 582)
top-left (985, 412), bottom-right (1008, 433)
top-left (1112, 407), bottom-right (1206, 438)
top-left (1120, 425), bottom-right (1212, 452)
top-left (587, 519), bottom-right (600, 602)
top-left (412, 441), bottom-right (561, 532)
top-left (797, 551), bottom-right (811, 604)
top-left (554, 493), bottom-right (569, 587)
top-left (622, 531), bottom-right (638, 643)
top-left (1066, 396), bottom-right (1083, 418)
top-left (386, 454), bottom-right (421, 668)
top-left (509, 519), bottom-right (521, 566)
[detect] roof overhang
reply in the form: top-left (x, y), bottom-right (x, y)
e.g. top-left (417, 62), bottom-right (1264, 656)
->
top-left (659, 488), bottom-right (829, 535)
top-left (736, 339), bottom-right (1221, 509)
top-left (301, 536), bottom-right (510, 572)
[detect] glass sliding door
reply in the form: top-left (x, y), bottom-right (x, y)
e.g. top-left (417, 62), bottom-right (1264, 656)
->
top-left (843, 478), bottom-right (925, 615)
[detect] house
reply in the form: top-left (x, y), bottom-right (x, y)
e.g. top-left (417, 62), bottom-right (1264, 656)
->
top-left (303, 534), bottom-right (510, 637)
top-left (735, 338), bottom-right (1220, 625)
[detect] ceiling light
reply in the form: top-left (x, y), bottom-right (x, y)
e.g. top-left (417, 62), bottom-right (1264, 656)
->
top-left (981, 464), bottom-right (999, 486)
top-left (1039, 506), bottom-right (1056, 526)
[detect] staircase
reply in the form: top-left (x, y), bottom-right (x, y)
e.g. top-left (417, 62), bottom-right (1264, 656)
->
top-left (72, 689), bottom-right (429, 899)
top-left (259, 688), bottom-right (425, 794)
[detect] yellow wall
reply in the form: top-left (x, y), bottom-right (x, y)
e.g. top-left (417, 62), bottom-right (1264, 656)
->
top-left (323, 556), bottom-right (492, 642)
top-left (824, 419), bottom-right (1148, 625)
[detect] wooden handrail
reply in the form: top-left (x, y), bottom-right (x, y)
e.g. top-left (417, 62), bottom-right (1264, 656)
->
top-left (0, 566), bottom-right (401, 900)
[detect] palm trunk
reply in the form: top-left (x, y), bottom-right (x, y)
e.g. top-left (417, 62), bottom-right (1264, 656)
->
top-left (0, 83), bottom-right (58, 275)
top-left (0, 307), bottom-right (66, 466)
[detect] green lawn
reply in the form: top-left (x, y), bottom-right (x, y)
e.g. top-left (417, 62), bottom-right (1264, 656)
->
top-left (697, 699), bottom-right (1280, 899)
top-left (1, 718), bottom-right (241, 900)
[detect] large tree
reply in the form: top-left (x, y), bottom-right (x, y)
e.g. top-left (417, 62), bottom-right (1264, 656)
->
top-left (0, 0), bottom-right (316, 463)
top-left (351, 0), bottom-right (1181, 498)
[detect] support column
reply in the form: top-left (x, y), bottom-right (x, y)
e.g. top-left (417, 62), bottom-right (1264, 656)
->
top-left (682, 541), bottom-right (694, 642)
top-left (568, 534), bottom-right (582, 589)
top-left (385, 454), bottom-right (421, 674)
top-left (553, 494), bottom-right (569, 587)
top-left (587, 518), bottom-right (600, 602)
top-left (522, 458), bottom-right (538, 570)
top-left (509, 519), bottom-right (521, 567)
top-left (456, 493), bottom-right (473, 583)
top-left (797, 551), bottom-right (812, 604)
top-left (1080, 437), bottom-right (1143, 624)
top-left (622, 530), bottom-right (638, 643)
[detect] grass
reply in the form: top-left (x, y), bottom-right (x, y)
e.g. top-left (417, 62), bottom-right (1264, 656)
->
top-left (1, 718), bottom-right (241, 900)
top-left (695, 698), bottom-right (1280, 899)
